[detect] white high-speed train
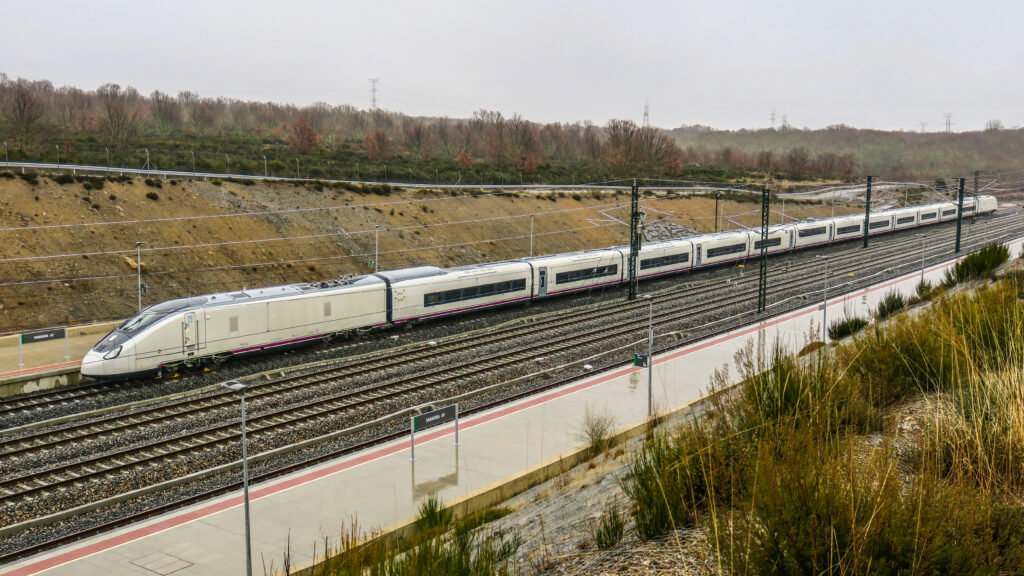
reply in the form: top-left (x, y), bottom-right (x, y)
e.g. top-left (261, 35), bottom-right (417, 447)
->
top-left (81, 195), bottom-right (997, 379)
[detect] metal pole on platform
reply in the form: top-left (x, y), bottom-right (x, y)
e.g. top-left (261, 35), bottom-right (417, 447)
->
top-left (454, 403), bottom-right (461, 446)
top-left (816, 255), bottom-right (828, 343)
top-left (374, 225), bottom-right (380, 272)
top-left (17, 335), bottom-right (23, 369)
top-left (410, 416), bottom-right (416, 462)
top-left (916, 233), bottom-right (926, 283)
top-left (64, 328), bottom-right (70, 361)
top-left (220, 381), bottom-right (251, 576)
top-left (643, 294), bottom-right (654, 417)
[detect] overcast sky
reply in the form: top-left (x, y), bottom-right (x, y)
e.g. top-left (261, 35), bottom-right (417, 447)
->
top-left (3, 0), bottom-right (1022, 131)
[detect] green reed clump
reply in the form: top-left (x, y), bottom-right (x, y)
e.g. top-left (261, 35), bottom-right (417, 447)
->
top-left (716, 432), bottom-right (1024, 575)
top-left (593, 502), bottom-right (625, 550)
top-left (944, 242), bottom-right (1009, 286)
top-left (922, 366), bottom-right (1024, 495)
top-left (875, 289), bottom-right (906, 320)
top-left (828, 316), bottom-right (869, 339)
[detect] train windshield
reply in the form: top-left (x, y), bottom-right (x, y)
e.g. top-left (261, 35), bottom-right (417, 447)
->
top-left (118, 311), bottom-right (164, 333)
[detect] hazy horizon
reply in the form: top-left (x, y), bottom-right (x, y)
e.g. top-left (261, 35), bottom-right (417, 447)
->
top-left (4, 0), bottom-right (1022, 132)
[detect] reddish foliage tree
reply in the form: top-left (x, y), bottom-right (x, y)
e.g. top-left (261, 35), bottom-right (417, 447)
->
top-left (456, 150), bottom-right (473, 168)
top-left (364, 130), bottom-right (391, 162)
top-left (289, 117), bottom-right (324, 154)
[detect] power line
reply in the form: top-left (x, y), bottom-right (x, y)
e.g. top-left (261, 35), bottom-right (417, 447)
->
top-left (0, 202), bottom-right (626, 264)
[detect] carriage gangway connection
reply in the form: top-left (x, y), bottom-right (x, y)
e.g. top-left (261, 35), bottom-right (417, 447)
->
top-left (3, 233), bottom-right (1024, 576)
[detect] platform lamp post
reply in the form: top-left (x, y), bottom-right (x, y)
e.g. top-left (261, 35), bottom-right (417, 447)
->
top-left (642, 294), bottom-right (654, 417)
top-left (221, 380), bottom-right (252, 576)
top-left (916, 233), bottom-right (926, 283)
top-left (816, 254), bottom-right (828, 343)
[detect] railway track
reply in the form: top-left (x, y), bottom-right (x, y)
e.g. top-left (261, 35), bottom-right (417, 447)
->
top-left (0, 209), bottom-right (1020, 564)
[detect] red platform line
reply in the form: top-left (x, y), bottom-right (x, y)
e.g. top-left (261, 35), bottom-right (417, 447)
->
top-left (0, 361), bottom-right (80, 379)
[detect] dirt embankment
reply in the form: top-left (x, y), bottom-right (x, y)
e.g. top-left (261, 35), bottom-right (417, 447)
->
top-left (0, 174), bottom-right (845, 332)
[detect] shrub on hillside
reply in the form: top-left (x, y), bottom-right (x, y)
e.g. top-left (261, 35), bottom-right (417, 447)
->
top-left (53, 173), bottom-right (76, 185)
top-left (944, 243), bottom-right (1009, 286)
top-left (828, 316), bottom-right (868, 339)
top-left (875, 290), bottom-right (906, 320)
top-left (145, 191), bottom-right (159, 201)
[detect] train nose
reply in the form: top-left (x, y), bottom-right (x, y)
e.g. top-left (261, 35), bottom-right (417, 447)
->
top-left (80, 350), bottom-right (107, 377)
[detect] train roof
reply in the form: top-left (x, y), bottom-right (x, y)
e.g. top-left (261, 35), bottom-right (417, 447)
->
top-left (374, 266), bottom-right (446, 283)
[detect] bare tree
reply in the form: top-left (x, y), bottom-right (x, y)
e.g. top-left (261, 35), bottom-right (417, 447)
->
top-left (1, 78), bottom-right (48, 150)
top-left (150, 90), bottom-right (181, 136)
top-left (433, 117), bottom-right (454, 159)
top-left (402, 118), bottom-right (430, 159)
top-left (98, 83), bottom-right (141, 146)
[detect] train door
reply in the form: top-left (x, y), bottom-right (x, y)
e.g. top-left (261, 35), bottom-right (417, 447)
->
top-left (695, 245), bottom-right (703, 267)
top-left (788, 230), bottom-right (794, 250)
top-left (182, 312), bottom-right (201, 355)
top-left (537, 267), bottom-right (547, 296)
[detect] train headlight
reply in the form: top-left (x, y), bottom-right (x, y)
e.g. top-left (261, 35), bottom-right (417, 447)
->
top-left (103, 346), bottom-right (122, 360)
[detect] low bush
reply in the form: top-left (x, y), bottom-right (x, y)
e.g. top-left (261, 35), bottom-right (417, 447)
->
top-left (0, 171), bottom-right (14, 179)
top-left (576, 406), bottom-right (616, 458)
top-left (53, 173), bottom-right (76, 185)
top-left (945, 243), bottom-right (1009, 286)
top-left (89, 178), bottom-right (104, 190)
top-left (210, 178), bottom-right (222, 186)
top-left (827, 316), bottom-right (868, 339)
top-left (145, 191), bottom-right (159, 201)
top-left (593, 502), bottom-right (625, 550)
top-left (415, 494), bottom-right (453, 533)
top-left (143, 178), bottom-right (162, 188)
top-left (875, 289), bottom-right (906, 320)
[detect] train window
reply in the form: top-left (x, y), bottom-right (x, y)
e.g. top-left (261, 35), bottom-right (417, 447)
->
top-left (706, 243), bottom-right (747, 258)
top-left (323, 302), bottom-right (332, 317)
top-left (424, 278), bottom-right (527, 307)
top-left (753, 237), bottom-right (782, 250)
top-left (555, 264), bottom-right (619, 284)
top-left (798, 226), bottom-right (827, 238)
top-left (836, 224), bottom-right (860, 235)
top-left (640, 253), bottom-right (689, 270)
top-left (897, 216), bottom-right (916, 224)
top-left (229, 316), bottom-right (239, 333)
top-left (869, 220), bottom-right (891, 229)
top-left (942, 209), bottom-right (957, 216)
top-left (920, 212), bottom-right (937, 220)
top-left (962, 206), bottom-right (976, 213)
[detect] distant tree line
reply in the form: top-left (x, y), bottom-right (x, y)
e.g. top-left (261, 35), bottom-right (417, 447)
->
top-left (3, 73), bottom-right (1020, 183)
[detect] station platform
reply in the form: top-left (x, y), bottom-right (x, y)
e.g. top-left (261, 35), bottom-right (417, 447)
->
top-left (3, 236), bottom-right (1022, 576)
top-left (0, 322), bottom-right (115, 395)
